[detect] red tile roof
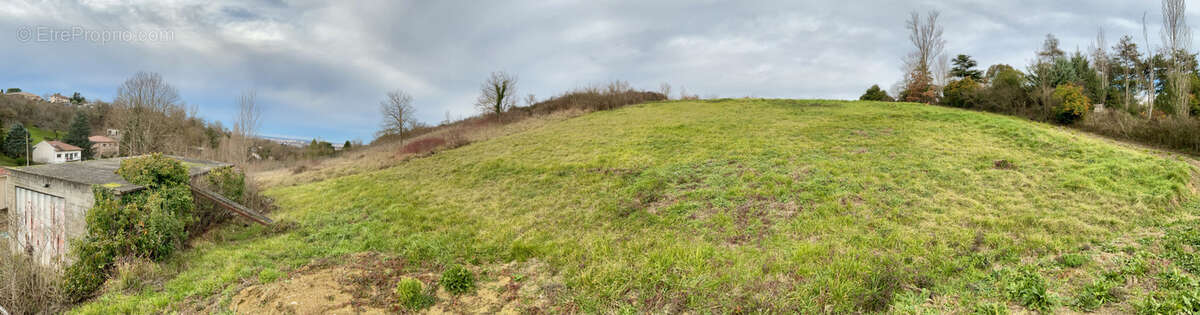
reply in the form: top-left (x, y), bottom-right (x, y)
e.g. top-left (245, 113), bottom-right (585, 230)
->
top-left (45, 140), bottom-right (82, 152)
top-left (88, 135), bottom-right (116, 143)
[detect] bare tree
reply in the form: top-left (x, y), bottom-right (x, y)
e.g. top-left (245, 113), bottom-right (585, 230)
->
top-left (113, 71), bottom-right (181, 155)
top-left (902, 10), bottom-right (945, 103)
top-left (476, 71), bottom-right (517, 122)
top-left (230, 90), bottom-right (261, 165)
top-left (932, 53), bottom-right (950, 90)
top-left (380, 90), bottom-right (418, 143)
top-left (905, 10), bottom-right (945, 78)
top-left (659, 82), bottom-right (672, 100)
top-left (1143, 13), bottom-right (1158, 119)
top-left (1163, 0), bottom-right (1192, 117)
top-left (1091, 27), bottom-right (1110, 107)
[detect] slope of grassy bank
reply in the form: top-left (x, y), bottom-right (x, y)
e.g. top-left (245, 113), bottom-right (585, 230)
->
top-left (76, 99), bottom-right (1199, 313)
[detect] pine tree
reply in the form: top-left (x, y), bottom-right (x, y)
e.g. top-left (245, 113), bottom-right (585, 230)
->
top-left (64, 111), bottom-right (94, 159)
top-left (950, 54), bottom-right (983, 81)
top-left (4, 124), bottom-right (30, 159)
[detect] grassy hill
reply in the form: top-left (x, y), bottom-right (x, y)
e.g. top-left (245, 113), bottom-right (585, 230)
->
top-left (77, 99), bottom-right (1199, 313)
top-left (0, 126), bottom-right (60, 166)
top-left (28, 126), bottom-right (61, 143)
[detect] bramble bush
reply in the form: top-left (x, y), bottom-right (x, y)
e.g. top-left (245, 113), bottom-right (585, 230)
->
top-left (63, 154), bottom-right (195, 300)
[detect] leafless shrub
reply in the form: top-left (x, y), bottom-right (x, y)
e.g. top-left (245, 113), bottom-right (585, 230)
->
top-left (1079, 110), bottom-right (1200, 154)
top-left (0, 246), bottom-right (66, 314)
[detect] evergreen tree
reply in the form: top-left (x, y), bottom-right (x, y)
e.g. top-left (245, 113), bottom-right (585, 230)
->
top-left (343, 140), bottom-right (352, 150)
top-left (70, 92), bottom-right (86, 105)
top-left (950, 54), bottom-right (983, 81)
top-left (859, 85), bottom-right (894, 101)
top-left (4, 124), bottom-right (30, 159)
top-left (64, 111), bottom-right (94, 159)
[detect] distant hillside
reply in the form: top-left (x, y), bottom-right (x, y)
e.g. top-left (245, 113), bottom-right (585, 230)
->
top-left (79, 99), bottom-right (1199, 313)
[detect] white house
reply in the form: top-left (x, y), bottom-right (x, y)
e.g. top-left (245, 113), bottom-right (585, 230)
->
top-left (31, 141), bottom-right (82, 164)
top-left (47, 93), bottom-right (70, 104)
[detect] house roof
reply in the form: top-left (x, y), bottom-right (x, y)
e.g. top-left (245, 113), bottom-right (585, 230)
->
top-left (42, 140), bottom-right (82, 152)
top-left (88, 135), bottom-right (116, 143)
top-left (4, 155), bottom-right (231, 194)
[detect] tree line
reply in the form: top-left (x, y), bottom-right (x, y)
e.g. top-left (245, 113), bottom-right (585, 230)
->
top-left (863, 0), bottom-right (1200, 154)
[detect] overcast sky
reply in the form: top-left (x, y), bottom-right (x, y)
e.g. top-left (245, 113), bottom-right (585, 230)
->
top-left (0, 0), bottom-right (1192, 142)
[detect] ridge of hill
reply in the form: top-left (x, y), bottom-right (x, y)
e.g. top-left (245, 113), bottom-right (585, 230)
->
top-left (77, 99), bottom-right (1200, 313)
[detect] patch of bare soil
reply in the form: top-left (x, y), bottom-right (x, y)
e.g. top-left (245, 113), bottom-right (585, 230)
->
top-left (231, 252), bottom-right (561, 314)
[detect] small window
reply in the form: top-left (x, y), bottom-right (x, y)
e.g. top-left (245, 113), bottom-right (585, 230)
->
top-left (57, 153), bottom-right (61, 158)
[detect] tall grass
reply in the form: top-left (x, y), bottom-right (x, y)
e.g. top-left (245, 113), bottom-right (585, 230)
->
top-left (1079, 110), bottom-right (1200, 155)
top-left (1, 214), bottom-right (67, 314)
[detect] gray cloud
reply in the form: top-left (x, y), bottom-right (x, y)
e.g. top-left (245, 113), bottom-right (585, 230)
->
top-left (0, 0), bottom-right (1191, 141)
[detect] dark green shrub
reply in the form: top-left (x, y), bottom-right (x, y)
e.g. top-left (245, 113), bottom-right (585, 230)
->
top-left (116, 154), bottom-right (189, 189)
top-left (859, 84), bottom-right (894, 102)
top-left (395, 277), bottom-right (435, 310)
top-left (942, 78), bottom-right (980, 108)
top-left (440, 265), bottom-right (476, 295)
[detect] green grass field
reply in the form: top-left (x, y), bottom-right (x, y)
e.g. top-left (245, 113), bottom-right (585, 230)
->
top-left (28, 126), bottom-right (61, 143)
top-left (75, 100), bottom-right (1200, 313)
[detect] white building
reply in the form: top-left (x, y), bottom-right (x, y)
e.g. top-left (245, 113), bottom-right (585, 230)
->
top-left (47, 93), bottom-right (70, 104)
top-left (31, 141), bottom-right (82, 164)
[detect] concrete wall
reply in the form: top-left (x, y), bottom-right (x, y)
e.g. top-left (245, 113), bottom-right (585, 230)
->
top-left (5, 171), bottom-right (93, 267)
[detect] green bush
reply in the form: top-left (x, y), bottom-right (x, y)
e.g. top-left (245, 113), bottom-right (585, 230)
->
top-left (116, 154), bottom-right (190, 189)
top-left (1053, 84), bottom-right (1091, 124)
top-left (395, 277), bottom-right (435, 310)
top-left (859, 84), bottom-right (894, 102)
top-left (63, 154), bottom-right (195, 301)
top-left (440, 265), bottom-right (476, 295)
top-left (942, 78), bottom-right (980, 108)
top-left (206, 167), bottom-right (245, 202)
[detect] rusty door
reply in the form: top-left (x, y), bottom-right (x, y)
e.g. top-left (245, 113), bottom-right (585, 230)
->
top-left (14, 187), bottom-right (66, 265)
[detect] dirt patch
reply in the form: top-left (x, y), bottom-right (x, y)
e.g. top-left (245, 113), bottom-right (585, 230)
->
top-left (231, 253), bottom-right (561, 314)
top-left (993, 159), bottom-right (1017, 170)
top-left (231, 265), bottom-right (386, 314)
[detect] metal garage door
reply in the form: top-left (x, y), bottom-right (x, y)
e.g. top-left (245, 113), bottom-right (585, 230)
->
top-left (14, 187), bottom-right (65, 265)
